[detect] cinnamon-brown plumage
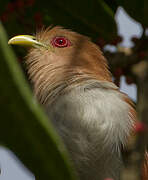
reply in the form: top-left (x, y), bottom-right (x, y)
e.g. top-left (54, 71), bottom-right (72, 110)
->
top-left (8, 26), bottom-right (148, 180)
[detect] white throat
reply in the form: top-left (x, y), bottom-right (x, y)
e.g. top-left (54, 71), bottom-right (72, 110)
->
top-left (45, 80), bottom-right (133, 180)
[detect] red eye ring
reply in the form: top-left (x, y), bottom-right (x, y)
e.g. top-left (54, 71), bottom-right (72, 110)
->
top-left (51, 36), bottom-right (71, 48)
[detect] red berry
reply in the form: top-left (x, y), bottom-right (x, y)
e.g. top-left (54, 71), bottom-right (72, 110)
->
top-left (26, 0), bottom-right (35, 6)
top-left (131, 36), bottom-right (139, 43)
top-left (96, 37), bottom-right (106, 48)
top-left (15, 0), bottom-right (25, 9)
top-left (135, 122), bottom-right (147, 133)
top-left (113, 68), bottom-right (123, 77)
top-left (104, 178), bottom-right (114, 180)
top-left (138, 51), bottom-right (146, 59)
top-left (34, 12), bottom-right (42, 22)
top-left (17, 58), bottom-right (23, 63)
top-left (6, 2), bottom-right (15, 13)
top-left (116, 36), bottom-right (123, 43)
top-left (36, 22), bottom-right (43, 29)
top-left (0, 12), bottom-right (9, 22)
top-left (114, 77), bottom-right (120, 87)
top-left (110, 36), bottom-right (123, 46)
top-left (125, 76), bottom-right (134, 85)
top-left (34, 12), bottom-right (43, 29)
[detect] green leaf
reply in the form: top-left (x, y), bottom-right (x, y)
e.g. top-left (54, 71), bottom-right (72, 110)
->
top-left (116, 0), bottom-right (148, 27)
top-left (35, 0), bottom-right (117, 41)
top-left (0, 22), bottom-right (77, 180)
top-left (103, 0), bottom-right (119, 12)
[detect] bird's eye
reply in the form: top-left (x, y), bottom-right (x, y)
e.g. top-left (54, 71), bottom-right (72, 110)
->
top-left (51, 36), bottom-right (71, 48)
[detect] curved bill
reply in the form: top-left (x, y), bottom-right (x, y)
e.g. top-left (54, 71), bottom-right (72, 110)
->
top-left (8, 35), bottom-right (46, 48)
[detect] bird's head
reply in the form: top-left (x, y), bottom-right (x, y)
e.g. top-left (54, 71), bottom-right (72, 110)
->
top-left (8, 26), bottom-right (112, 104)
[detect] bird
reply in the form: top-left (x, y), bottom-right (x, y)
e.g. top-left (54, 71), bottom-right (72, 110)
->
top-left (8, 26), bottom-right (148, 180)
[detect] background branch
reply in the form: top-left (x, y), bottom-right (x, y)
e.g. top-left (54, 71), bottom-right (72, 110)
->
top-left (120, 61), bottom-right (148, 180)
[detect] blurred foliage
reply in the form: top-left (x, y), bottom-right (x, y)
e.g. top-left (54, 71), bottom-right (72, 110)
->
top-left (0, 0), bottom-right (117, 42)
top-left (1, 0), bottom-right (147, 41)
top-left (104, 0), bottom-right (118, 12)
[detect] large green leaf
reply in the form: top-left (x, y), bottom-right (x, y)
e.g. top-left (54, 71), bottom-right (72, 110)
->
top-left (116, 0), bottom-right (148, 27)
top-left (39, 0), bottom-right (117, 41)
top-left (0, 22), bottom-right (77, 180)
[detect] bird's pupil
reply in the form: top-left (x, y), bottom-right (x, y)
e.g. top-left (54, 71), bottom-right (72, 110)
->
top-left (58, 39), bottom-right (64, 44)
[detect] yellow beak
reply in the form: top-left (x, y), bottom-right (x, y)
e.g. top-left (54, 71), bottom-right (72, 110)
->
top-left (8, 35), bottom-right (46, 48)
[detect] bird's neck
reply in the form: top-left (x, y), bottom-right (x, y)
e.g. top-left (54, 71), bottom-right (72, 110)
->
top-left (45, 79), bottom-right (133, 147)
top-left (44, 80), bottom-right (134, 179)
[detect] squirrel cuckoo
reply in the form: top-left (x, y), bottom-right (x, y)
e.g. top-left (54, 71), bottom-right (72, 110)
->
top-left (8, 26), bottom-right (148, 180)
